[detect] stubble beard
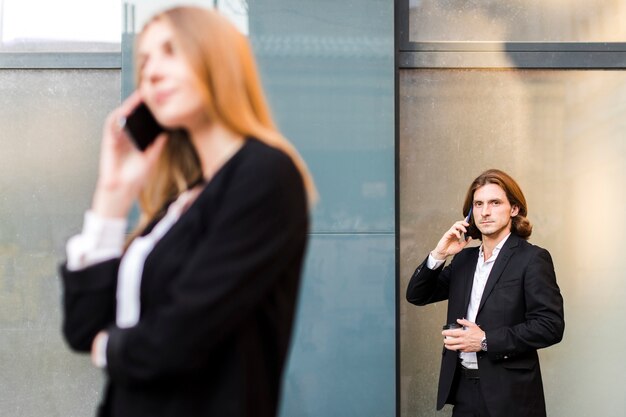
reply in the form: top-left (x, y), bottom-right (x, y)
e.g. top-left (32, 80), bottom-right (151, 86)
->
top-left (477, 219), bottom-right (512, 240)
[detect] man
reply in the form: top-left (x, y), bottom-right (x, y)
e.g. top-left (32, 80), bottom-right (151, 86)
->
top-left (406, 169), bottom-right (564, 417)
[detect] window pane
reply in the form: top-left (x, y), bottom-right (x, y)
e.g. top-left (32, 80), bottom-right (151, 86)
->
top-left (0, 69), bottom-right (119, 415)
top-left (409, 0), bottom-right (626, 42)
top-left (129, 0), bottom-right (248, 35)
top-left (399, 69), bottom-right (626, 416)
top-left (0, 0), bottom-right (121, 52)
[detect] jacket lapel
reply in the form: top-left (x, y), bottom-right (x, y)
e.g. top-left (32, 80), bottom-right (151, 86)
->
top-left (462, 248), bottom-right (480, 315)
top-left (476, 234), bottom-right (519, 314)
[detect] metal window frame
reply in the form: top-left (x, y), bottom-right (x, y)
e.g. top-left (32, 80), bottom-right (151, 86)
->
top-left (0, 52), bottom-right (121, 69)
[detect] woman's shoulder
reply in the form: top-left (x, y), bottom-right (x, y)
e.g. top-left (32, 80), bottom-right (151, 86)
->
top-left (214, 138), bottom-right (307, 214)
top-left (233, 138), bottom-right (303, 185)
top-left (240, 138), bottom-right (295, 169)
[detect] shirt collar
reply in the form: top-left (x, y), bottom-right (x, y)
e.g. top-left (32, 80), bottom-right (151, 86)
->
top-left (478, 233), bottom-right (511, 262)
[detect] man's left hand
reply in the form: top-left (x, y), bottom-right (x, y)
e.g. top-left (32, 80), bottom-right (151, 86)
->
top-left (442, 319), bottom-right (485, 352)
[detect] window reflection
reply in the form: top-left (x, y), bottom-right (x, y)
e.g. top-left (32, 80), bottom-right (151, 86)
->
top-left (0, 0), bottom-right (121, 52)
top-left (409, 0), bottom-right (626, 42)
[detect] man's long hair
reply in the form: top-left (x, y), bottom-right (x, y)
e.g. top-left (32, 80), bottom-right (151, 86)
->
top-left (462, 169), bottom-right (532, 240)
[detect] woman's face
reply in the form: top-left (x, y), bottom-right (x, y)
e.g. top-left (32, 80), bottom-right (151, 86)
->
top-left (137, 20), bottom-right (207, 130)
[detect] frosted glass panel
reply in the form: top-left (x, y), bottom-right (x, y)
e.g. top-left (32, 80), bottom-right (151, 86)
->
top-left (0, 69), bottom-right (120, 416)
top-left (399, 69), bottom-right (626, 417)
top-left (409, 0), bottom-right (626, 42)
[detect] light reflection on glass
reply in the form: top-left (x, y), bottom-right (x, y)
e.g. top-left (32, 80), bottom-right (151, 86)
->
top-left (0, 0), bottom-right (121, 52)
top-left (409, 0), bottom-right (626, 42)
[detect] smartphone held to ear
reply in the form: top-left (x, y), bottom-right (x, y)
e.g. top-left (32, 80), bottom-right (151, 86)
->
top-left (462, 206), bottom-right (473, 241)
top-left (121, 102), bottom-right (165, 151)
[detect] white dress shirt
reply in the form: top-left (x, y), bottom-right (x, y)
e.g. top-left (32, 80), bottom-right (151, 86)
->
top-left (427, 233), bottom-right (511, 369)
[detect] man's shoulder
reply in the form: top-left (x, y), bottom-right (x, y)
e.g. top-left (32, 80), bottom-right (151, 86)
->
top-left (507, 235), bottom-right (553, 264)
top-left (451, 245), bottom-right (480, 264)
top-left (507, 234), bottom-right (547, 251)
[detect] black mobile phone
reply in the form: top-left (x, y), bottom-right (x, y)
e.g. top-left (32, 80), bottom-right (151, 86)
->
top-left (462, 206), bottom-right (473, 241)
top-left (122, 102), bottom-right (165, 151)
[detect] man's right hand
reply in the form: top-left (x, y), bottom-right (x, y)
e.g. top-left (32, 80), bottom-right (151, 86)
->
top-left (431, 219), bottom-right (473, 260)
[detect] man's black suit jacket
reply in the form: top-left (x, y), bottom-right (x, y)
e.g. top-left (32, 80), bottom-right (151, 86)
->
top-left (406, 234), bottom-right (564, 417)
top-left (61, 139), bottom-right (309, 417)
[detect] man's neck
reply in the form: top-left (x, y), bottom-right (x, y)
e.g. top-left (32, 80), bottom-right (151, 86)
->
top-left (481, 230), bottom-right (511, 260)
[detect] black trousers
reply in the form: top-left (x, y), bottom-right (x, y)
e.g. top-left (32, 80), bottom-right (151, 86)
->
top-left (450, 365), bottom-right (491, 417)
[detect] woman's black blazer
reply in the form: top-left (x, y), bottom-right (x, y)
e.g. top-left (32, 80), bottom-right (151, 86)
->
top-left (61, 139), bottom-right (309, 417)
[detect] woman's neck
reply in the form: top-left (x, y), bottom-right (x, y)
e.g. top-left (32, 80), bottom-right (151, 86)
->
top-left (189, 122), bottom-right (245, 181)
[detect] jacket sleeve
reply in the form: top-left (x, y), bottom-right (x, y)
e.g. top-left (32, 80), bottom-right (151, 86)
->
top-left (105, 152), bottom-right (308, 385)
top-left (486, 248), bottom-right (565, 359)
top-left (406, 255), bottom-right (451, 306)
top-left (60, 259), bottom-right (119, 352)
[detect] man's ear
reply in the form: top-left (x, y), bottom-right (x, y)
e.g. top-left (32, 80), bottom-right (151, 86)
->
top-left (511, 205), bottom-right (520, 217)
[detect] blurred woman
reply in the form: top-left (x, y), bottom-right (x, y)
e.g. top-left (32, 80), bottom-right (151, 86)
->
top-left (60, 6), bottom-right (315, 417)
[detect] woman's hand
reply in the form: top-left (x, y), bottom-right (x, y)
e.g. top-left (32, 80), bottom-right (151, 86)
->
top-left (91, 331), bottom-right (109, 368)
top-left (92, 91), bottom-right (168, 218)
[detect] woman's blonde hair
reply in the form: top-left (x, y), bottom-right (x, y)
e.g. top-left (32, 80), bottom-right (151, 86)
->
top-left (134, 6), bottom-right (317, 231)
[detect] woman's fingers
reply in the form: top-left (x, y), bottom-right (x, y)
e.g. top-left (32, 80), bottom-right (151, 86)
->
top-left (105, 91), bottom-right (143, 139)
top-left (119, 90), bottom-right (144, 117)
top-left (143, 133), bottom-right (168, 168)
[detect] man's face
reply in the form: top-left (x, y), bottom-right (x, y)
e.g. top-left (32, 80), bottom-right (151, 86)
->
top-left (472, 183), bottom-right (519, 240)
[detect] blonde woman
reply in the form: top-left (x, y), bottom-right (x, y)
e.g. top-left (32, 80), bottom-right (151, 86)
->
top-left (61, 7), bottom-right (315, 417)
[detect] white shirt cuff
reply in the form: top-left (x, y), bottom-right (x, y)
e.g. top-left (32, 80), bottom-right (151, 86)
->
top-left (427, 253), bottom-right (446, 270)
top-left (66, 211), bottom-right (127, 271)
top-left (93, 332), bottom-right (109, 368)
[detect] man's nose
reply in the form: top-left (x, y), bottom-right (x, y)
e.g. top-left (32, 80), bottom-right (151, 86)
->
top-left (481, 205), bottom-right (491, 216)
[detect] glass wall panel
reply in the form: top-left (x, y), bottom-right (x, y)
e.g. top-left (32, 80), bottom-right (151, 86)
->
top-left (280, 235), bottom-right (395, 417)
top-left (408, 0), bottom-right (626, 42)
top-left (0, 0), bottom-right (121, 52)
top-left (0, 69), bottom-right (119, 416)
top-left (399, 69), bottom-right (626, 416)
top-left (251, 1), bottom-right (395, 233)
top-left (249, 0), bottom-right (396, 415)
